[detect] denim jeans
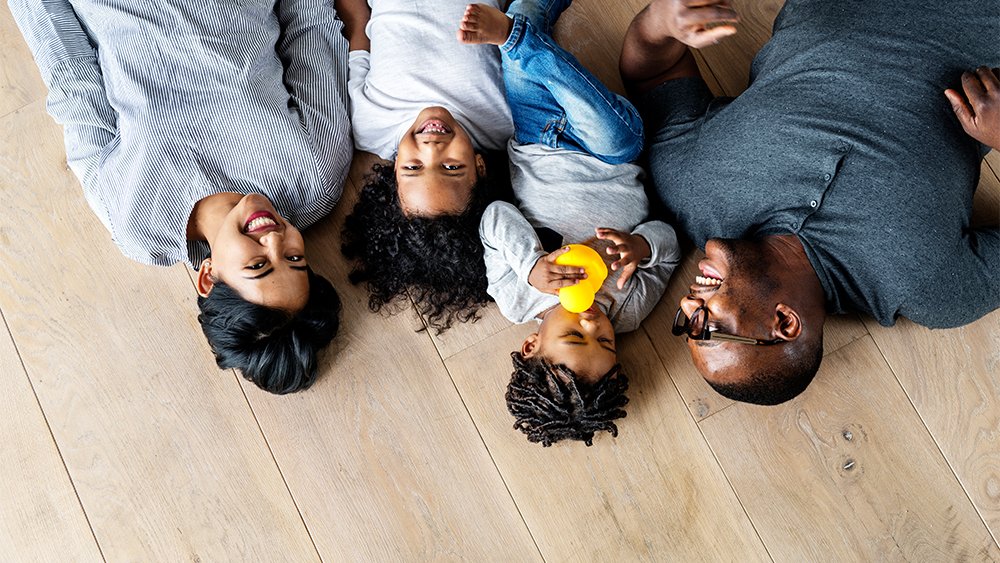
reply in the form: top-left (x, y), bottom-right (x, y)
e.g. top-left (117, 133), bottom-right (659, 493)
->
top-left (499, 0), bottom-right (643, 164)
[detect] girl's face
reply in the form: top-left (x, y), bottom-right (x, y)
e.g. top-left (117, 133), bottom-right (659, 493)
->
top-left (394, 107), bottom-right (485, 216)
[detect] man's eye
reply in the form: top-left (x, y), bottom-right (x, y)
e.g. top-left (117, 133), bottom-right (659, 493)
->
top-left (287, 255), bottom-right (304, 262)
top-left (247, 261), bottom-right (266, 270)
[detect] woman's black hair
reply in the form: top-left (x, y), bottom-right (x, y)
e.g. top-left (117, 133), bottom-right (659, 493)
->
top-left (505, 352), bottom-right (629, 447)
top-left (197, 268), bottom-right (341, 394)
top-left (342, 156), bottom-right (508, 333)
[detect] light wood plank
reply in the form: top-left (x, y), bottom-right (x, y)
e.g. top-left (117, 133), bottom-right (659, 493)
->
top-left (701, 336), bottom-right (1000, 561)
top-left (973, 156), bottom-right (1000, 228)
top-left (0, 100), bottom-right (321, 562)
top-left (642, 249), bottom-right (869, 421)
top-left (0, 315), bottom-right (104, 563)
top-left (553, 0), bottom-right (651, 97)
top-left (1, 6), bottom-right (47, 118)
top-left (240, 155), bottom-right (543, 562)
top-left (864, 312), bottom-right (1000, 549)
top-left (446, 323), bottom-right (772, 562)
top-left (696, 0), bottom-right (785, 96)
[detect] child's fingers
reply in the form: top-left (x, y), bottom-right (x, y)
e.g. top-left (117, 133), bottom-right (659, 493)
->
top-left (545, 246), bottom-right (573, 262)
top-left (550, 265), bottom-right (587, 279)
top-left (616, 264), bottom-right (638, 289)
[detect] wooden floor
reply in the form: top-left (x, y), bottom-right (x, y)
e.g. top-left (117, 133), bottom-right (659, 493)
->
top-left (2, 1), bottom-right (998, 561)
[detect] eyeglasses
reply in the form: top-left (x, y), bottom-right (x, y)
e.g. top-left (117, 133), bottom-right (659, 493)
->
top-left (672, 306), bottom-right (786, 346)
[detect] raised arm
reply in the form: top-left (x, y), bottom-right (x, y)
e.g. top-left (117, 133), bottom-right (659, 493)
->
top-left (619, 0), bottom-right (739, 98)
top-left (275, 0), bottom-right (353, 191)
top-left (334, 0), bottom-right (371, 52)
top-left (8, 0), bottom-right (118, 194)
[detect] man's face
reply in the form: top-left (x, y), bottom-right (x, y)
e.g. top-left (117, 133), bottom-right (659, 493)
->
top-left (203, 193), bottom-right (310, 313)
top-left (679, 238), bottom-right (777, 385)
top-left (395, 107), bottom-right (485, 216)
top-left (522, 305), bottom-right (617, 386)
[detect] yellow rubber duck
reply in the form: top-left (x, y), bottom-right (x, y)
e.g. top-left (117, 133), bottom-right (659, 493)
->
top-left (554, 244), bottom-right (608, 313)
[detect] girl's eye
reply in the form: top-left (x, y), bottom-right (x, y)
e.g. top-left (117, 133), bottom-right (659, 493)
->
top-left (247, 261), bottom-right (266, 270)
top-left (403, 165), bottom-right (422, 170)
top-left (287, 255), bottom-right (304, 262)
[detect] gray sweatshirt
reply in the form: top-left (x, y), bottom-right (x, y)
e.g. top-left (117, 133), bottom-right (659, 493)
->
top-left (480, 141), bottom-right (681, 333)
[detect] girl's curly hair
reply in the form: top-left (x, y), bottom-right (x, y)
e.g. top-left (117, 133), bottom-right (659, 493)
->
top-left (342, 159), bottom-right (505, 333)
top-left (506, 352), bottom-right (629, 447)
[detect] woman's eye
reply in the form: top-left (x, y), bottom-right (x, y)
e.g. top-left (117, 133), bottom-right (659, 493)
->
top-left (443, 164), bottom-right (461, 170)
top-left (287, 255), bottom-right (304, 262)
top-left (247, 261), bottom-right (266, 270)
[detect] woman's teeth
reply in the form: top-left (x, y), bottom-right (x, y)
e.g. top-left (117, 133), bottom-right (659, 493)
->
top-left (245, 216), bottom-right (277, 232)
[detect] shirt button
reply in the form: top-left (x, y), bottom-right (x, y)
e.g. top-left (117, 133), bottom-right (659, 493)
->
top-left (810, 200), bottom-right (818, 208)
top-left (824, 173), bottom-right (832, 181)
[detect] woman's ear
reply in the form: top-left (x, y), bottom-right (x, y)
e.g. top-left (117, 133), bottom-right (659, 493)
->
top-left (520, 333), bottom-right (540, 358)
top-left (774, 303), bottom-right (803, 341)
top-left (196, 259), bottom-right (215, 297)
top-left (475, 153), bottom-right (487, 178)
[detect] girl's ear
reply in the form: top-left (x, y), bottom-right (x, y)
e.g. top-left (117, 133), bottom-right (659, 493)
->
top-left (196, 259), bottom-right (215, 297)
top-left (475, 153), bottom-right (487, 178)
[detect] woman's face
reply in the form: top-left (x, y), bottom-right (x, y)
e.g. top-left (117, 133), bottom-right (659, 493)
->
top-left (199, 194), bottom-right (310, 313)
top-left (395, 107), bottom-right (485, 216)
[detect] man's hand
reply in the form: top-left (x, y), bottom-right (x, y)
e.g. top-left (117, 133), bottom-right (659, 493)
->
top-left (945, 67), bottom-right (1000, 151)
top-left (596, 228), bottom-right (651, 290)
top-left (650, 0), bottom-right (740, 49)
top-left (528, 247), bottom-right (588, 295)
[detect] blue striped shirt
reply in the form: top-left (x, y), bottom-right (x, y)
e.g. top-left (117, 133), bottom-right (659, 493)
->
top-left (10, 0), bottom-right (353, 268)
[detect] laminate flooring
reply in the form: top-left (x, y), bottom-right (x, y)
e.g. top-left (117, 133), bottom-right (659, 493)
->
top-left (1, 0), bottom-right (998, 560)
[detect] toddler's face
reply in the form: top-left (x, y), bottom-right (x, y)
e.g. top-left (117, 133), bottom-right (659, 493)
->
top-left (521, 305), bottom-right (617, 386)
top-left (395, 107), bottom-right (485, 217)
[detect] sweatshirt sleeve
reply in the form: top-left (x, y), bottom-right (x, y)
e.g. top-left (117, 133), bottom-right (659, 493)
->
top-left (479, 201), bottom-right (558, 324)
top-left (609, 220), bottom-right (682, 333)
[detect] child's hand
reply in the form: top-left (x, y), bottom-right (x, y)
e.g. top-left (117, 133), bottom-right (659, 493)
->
top-left (596, 228), bottom-right (651, 290)
top-left (528, 246), bottom-right (588, 295)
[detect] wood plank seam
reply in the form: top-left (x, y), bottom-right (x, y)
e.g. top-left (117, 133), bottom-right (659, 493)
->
top-left (438, 361), bottom-right (548, 562)
top-left (237, 379), bottom-right (326, 563)
top-left (0, 306), bottom-right (109, 563)
top-left (864, 327), bottom-right (1000, 551)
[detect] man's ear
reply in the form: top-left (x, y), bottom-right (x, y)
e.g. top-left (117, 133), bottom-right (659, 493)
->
top-left (774, 303), bottom-right (803, 341)
top-left (520, 333), bottom-right (540, 358)
top-left (196, 259), bottom-right (215, 297)
top-left (475, 153), bottom-right (486, 178)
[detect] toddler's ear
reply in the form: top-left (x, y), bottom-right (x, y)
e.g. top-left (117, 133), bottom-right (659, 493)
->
top-left (520, 333), bottom-right (540, 358)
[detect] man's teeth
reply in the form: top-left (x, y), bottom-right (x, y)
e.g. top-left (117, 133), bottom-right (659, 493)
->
top-left (245, 216), bottom-right (277, 232)
top-left (696, 275), bottom-right (722, 286)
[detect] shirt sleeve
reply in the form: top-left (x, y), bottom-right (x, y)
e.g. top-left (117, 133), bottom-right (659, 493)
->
top-left (608, 221), bottom-right (681, 333)
top-left (275, 0), bottom-right (353, 194)
top-left (8, 0), bottom-right (118, 194)
top-left (480, 201), bottom-right (557, 324)
top-left (632, 220), bottom-right (681, 270)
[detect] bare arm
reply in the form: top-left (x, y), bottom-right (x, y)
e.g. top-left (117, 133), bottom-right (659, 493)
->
top-left (619, 0), bottom-right (739, 98)
top-left (334, 0), bottom-right (371, 51)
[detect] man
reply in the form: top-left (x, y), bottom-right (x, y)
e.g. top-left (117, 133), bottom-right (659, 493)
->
top-left (620, 0), bottom-right (999, 405)
top-left (10, 0), bottom-right (353, 393)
